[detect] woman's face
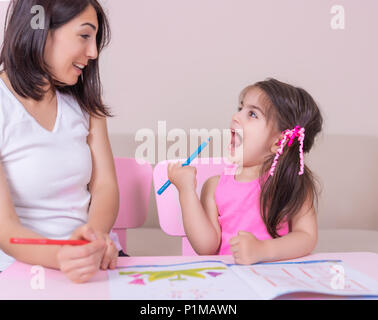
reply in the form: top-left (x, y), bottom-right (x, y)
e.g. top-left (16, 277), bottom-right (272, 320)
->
top-left (44, 5), bottom-right (99, 86)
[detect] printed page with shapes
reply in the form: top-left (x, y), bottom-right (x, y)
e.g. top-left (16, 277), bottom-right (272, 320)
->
top-left (230, 260), bottom-right (378, 300)
top-left (108, 260), bottom-right (260, 300)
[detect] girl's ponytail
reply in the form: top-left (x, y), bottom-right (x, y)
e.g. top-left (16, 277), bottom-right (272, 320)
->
top-left (259, 142), bottom-right (319, 238)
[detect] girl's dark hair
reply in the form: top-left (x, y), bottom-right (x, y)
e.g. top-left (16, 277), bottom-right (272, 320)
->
top-left (240, 78), bottom-right (323, 238)
top-left (0, 0), bottom-right (111, 117)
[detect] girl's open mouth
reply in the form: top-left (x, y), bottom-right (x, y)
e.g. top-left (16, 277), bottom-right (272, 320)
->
top-left (230, 128), bottom-right (242, 155)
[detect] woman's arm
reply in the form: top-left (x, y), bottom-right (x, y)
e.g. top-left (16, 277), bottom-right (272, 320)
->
top-left (0, 158), bottom-right (62, 269)
top-left (0, 159), bottom-right (106, 278)
top-left (168, 163), bottom-right (221, 255)
top-left (229, 196), bottom-right (318, 264)
top-left (0, 159), bottom-right (107, 282)
top-left (86, 115), bottom-right (119, 233)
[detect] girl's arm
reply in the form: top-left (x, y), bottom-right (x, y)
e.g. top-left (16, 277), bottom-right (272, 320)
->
top-left (263, 201), bottom-right (318, 262)
top-left (229, 196), bottom-right (318, 264)
top-left (86, 115), bottom-right (119, 234)
top-left (168, 163), bottom-right (221, 255)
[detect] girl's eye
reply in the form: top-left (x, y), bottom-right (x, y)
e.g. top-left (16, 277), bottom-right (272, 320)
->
top-left (81, 35), bottom-right (90, 40)
top-left (237, 106), bottom-right (242, 112)
top-left (248, 111), bottom-right (257, 118)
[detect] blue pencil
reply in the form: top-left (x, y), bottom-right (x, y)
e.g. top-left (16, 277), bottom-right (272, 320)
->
top-left (157, 138), bottom-right (210, 195)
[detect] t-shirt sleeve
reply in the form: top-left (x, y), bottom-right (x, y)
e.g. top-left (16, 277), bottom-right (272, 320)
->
top-left (82, 109), bottom-right (90, 132)
top-left (0, 103), bottom-right (3, 151)
top-left (65, 93), bottom-right (90, 132)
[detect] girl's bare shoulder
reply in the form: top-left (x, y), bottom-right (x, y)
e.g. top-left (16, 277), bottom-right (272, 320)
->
top-left (201, 175), bottom-right (221, 196)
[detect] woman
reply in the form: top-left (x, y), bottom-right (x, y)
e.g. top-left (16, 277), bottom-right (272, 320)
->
top-left (0, 0), bottom-right (123, 283)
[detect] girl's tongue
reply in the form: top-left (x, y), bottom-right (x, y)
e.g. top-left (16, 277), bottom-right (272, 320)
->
top-left (230, 129), bottom-right (243, 155)
top-left (234, 130), bottom-right (242, 147)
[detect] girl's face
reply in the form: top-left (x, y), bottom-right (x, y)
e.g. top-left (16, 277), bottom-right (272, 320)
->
top-left (229, 87), bottom-right (280, 167)
top-left (44, 5), bottom-right (99, 86)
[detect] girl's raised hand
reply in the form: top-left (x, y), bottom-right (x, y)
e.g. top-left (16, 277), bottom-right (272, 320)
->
top-left (167, 162), bottom-right (197, 192)
top-left (229, 231), bottom-right (265, 265)
top-left (57, 224), bottom-right (106, 283)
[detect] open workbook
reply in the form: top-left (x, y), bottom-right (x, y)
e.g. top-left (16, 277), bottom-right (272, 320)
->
top-left (107, 259), bottom-right (378, 300)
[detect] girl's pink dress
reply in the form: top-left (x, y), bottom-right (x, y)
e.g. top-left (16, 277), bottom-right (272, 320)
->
top-left (214, 172), bottom-right (289, 255)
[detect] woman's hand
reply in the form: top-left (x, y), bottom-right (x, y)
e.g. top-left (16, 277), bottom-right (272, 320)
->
top-left (57, 225), bottom-right (106, 283)
top-left (168, 162), bottom-right (197, 192)
top-left (97, 232), bottom-right (118, 270)
top-left (229, 231), bottom-right (265, 265)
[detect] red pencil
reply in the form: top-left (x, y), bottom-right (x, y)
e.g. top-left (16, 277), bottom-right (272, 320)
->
top-left (10, 238), bottom-right (90, 246)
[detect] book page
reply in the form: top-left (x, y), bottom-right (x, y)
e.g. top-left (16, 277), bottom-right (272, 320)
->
top-left (230, 261), bottom-right (378, 299)
top-left (108, 260), bottom-right (259, 300)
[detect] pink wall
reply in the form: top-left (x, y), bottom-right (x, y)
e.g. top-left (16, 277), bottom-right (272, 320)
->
top-left (1, 0), bottom-right (377, 138)
top-left (99, 0), bottom-right (378, 138)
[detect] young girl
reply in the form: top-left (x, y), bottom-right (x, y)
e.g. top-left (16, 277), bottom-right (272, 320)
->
top-left (168, 78), bottom-right (323, 264)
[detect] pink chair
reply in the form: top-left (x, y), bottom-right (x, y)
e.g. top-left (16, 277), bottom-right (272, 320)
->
top-left (153, 157), bottom-right (233, 255)
top-left (112, 158), bottom-right (153, 252)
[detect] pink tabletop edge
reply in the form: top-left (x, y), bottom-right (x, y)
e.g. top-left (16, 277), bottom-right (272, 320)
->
top-left (1, 251), bottom-right (377, 299)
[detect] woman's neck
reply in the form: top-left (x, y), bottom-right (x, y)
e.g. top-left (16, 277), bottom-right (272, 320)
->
top-left (0, 71), bottom-right (55, 108)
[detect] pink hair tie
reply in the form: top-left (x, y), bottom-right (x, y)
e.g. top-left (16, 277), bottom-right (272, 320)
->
top-left (269, 126), bottom-right (305, 176)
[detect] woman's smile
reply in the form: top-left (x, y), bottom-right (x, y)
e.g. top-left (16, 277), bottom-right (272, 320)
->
top-left (72, 62), bottom-right (86, 75)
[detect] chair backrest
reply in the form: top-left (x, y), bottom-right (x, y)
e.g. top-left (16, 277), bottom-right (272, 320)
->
top-left (112, 158), bottom-right (153, 251)
top-left (153, 157), bottom-right (232, 255)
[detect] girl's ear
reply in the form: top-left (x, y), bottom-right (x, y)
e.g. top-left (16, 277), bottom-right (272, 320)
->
top-left (270, 132), bottom-right (284, 154)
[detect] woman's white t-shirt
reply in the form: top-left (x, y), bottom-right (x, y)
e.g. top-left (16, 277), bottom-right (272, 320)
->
top-left (0, 78), bottom-right (120, 271)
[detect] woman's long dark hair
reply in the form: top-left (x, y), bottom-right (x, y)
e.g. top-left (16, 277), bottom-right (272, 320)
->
top-left (0, 0), bottom-right (111, 117)
top-left (240, 78), bottom-right (323, 238)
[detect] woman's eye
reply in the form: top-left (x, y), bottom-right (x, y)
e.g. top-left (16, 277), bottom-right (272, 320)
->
top-left (248, 111), bottom-right (257, 118)
top-left (81, 35), bottom-right (90, 40)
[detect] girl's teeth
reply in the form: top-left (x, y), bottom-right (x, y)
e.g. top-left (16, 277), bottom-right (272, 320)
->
top-left (230, 129), bottom-right (242, 147)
